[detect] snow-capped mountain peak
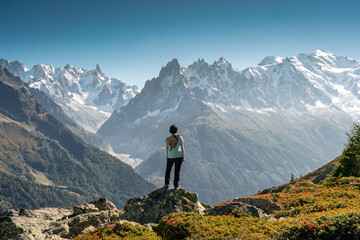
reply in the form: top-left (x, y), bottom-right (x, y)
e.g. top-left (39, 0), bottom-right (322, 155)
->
top-left (140, 50), bottom-right (360, 121)
top-left (310, 49), bottom-right (335, 58)
top-left (258, 56), bottom-right (285, 66)
top-left (2, 50), bottom-right (360, 131)
top-left (0, 58), bottom-right (29, 82)
top-left (0, 59), bottom-right (139, 132)
top-left (28, 64), bottom-right (56, 80)
top-left (215, 57), bottom-right (230, 65)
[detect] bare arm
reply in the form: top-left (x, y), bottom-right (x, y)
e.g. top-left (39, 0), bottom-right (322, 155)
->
top-left (166, 144), bottom-right (169, 159)
top-left (181, 143), bottom-right (185, 161)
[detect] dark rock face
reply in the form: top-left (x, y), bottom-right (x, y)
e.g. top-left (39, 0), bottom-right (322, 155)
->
top-left (122, 188), bottom-right (205, 224)
top-left (0, 67), bottom-right (46, 123)
top-left (233, 197), bottom-right (282, 214)
top-left (0, 199), bottom-right (122, 240)
top-left (204, 202), bottom-right (266, 218)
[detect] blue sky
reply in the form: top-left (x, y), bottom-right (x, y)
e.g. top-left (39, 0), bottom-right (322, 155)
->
top-left (1, 0), bottom-right (360, 87)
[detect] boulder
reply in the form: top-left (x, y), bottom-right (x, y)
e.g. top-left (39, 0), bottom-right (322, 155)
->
top-left (0, 198), bottom-right (121, 240)
top-left (72, 198), bottom-right (117, 216)
top-left (122, 187), bottom-right (205, 224)
top-left (233, 197), bottom-right (282, 214)
top-left (72, 203), bottom-right (98, 216)
top-left (90, 198), bottom-right (117, 211)
top-left (204, 202), bottom-right (266, 218)
top-left (63, 210), bottom-right (122, 238)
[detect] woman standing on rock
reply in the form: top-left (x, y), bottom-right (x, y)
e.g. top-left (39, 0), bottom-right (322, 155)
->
top-left (164, 125), bottom-right (184, 190)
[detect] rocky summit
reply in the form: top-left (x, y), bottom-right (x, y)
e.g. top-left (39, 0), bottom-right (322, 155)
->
top-left (121, 187), bottom-right (207, 224)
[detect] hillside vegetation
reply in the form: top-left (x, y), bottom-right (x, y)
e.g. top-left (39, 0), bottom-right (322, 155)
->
top-left (72, 124), bottom-right (360, 239)
top-left (0, 116), bottom-right (154, 212)
top-left (334, 123), bottom-right (360, 177)
top-left (72, 177), bottom-right (360, 239)
top-left (0, 67), bottom-right (155, 212)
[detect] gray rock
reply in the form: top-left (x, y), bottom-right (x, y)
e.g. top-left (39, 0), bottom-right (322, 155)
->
top-left (72, 198), bottom-right (117, 217)
top-left (90, 198), bottom-right (117, 211)
top-left (0, 198), bottom-right (121, 240)
top-left (63, 210), bottom-right (121, 238)
top-left (122, 187), bottom-right (205, 224)
top-left (0, 207), bottom-right (71, 240)
top-left (72, 203), bottom-right (98, 216)
top-left (233, 197), bottom-right (282, 214)
top-left (204, 202), bottom-right (266, 218)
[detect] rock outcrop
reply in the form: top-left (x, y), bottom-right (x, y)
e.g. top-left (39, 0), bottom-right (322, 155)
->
top-left (0, 189), bottom-right (286, 239)
top-left (233, 197), bottom-right (282, 214)
top-left (204, 202), bottom-right (266, 218)
top-left (72, 198), bottom-right (117, 216)
top-left (122, 188), bottom-right (205, 224)
top-left (0, 198), bottom-right (122, 240)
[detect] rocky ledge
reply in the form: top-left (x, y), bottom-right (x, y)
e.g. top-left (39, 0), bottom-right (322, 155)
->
top-left (0, 198), bottom-right (122, 240)
top-left (0, 188), bottom-right (284, 239)
top-left (121, 187), bottom-right (207, 224)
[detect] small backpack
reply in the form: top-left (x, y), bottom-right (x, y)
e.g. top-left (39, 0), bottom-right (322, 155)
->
top-left (166, 135), bottom-right (179, 149)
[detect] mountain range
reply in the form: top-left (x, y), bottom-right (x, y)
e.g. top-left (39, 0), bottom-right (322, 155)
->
top-left (98, 50), bottom-right (358, 204)
top-left (0, 67), bottom-right (154, 212)
top-left (0, 59), bottom-right (139, 133)
top-left (1, 50), bottom-right (359, 204)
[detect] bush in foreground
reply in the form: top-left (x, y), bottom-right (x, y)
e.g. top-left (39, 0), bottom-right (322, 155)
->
top-left (73, 177), bottom-right (360, 239)
top-left (155, 212), bottom-right (271, 239)
top-left (73, 221), bottom-right (160, 240)
top-left (334, 123), bottom-right (360, 177)
top-left (277, 211), bottom-right (360, 240)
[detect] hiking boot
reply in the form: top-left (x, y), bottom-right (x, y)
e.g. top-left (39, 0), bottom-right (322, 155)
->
top-left (163, 185), bottom-right (169, 190)
top-left (174, 185), bottom-right (179, 190)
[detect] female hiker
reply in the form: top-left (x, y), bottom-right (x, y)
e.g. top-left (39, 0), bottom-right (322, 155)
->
top-left (164, 125), bottom-right (184, 190)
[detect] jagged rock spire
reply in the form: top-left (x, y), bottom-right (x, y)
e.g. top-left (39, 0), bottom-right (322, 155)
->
top-left (159, 58), bottom-right (181, 79)
top-left (95, 64), bottom-right (102, 74)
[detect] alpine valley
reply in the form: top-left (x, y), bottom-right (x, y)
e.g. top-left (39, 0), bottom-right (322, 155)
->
top-left (2, 50), bottom-right (360, 204)
top-left (0, 67), bottom-right (155, 213)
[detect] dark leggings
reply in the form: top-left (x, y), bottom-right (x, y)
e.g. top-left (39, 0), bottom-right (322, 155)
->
top-left (165, 157), bottom-right (183, 187)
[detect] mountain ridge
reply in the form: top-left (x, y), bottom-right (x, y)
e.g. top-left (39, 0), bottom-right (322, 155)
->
top-left (0, 66), bottom-right (155, 212)
top-left (2, 49), bottom-right (359, 132)
top-left (0, 58), bottom-right (139, 132)
top-left (97, 50), bottom-right (356, 204)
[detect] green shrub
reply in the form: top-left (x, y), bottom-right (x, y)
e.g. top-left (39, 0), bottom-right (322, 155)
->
top-left (334, 123), bottom-right (360, 177)
top-left (73, 221), bottom-right (160, 240)
top-left (155, 212), bottom-right (270, 240)
top-left (277, 212), bottom-right (360, 240)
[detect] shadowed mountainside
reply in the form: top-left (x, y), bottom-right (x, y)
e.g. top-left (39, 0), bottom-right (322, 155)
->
top-left (0, 66), bottom-right (155, 212)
